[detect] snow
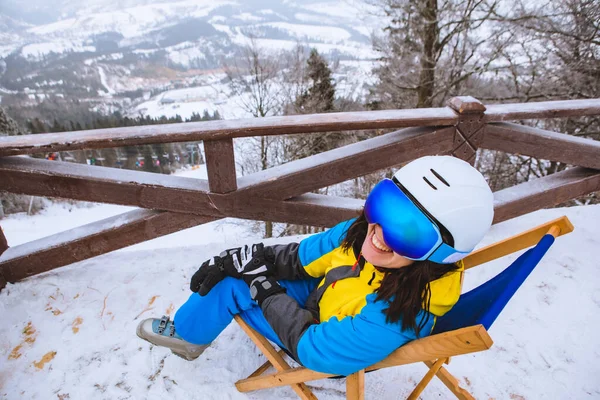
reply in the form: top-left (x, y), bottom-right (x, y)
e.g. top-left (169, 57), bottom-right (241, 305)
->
top-left (230, 36), bottom-right (378, 60)
top-left (1, 173), bottom-right (600, 400)
top-left (0, 46), bottom-right (18, 58)
top-left (333, 60), bottom-right (379, 100)
top-left (233, 13), bottom-right (264, 22)
top-left (132, 48), bottom-right (159, 55)
top-left (27, 0), bottom-right (235, 39)
top-left (259, 22), bottom-right (353, 43)
top-left (133, 82), bottom-right (252, 120)
top-left (299, 1), bottom-right (365, 21)
top-left (21, 41), bottom-right (96, 59)
top-left (136, 99), bottom-right (226, 119)
top-left (97, 67), bottom-right (116, 95)
top-left (294, 12), bottom-right (338, 26)
top-left (165, 42), bottom-right (208, 67)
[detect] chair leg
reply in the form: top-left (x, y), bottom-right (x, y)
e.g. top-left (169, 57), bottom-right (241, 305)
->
top-left (247, 349), bottom-right (286, 378)
top-left (423, 361), bottom-right (475, 400)
top-left (234, 315), bottom-right (318, 400)
top-left (407, 358), bottom-right (446, 400)
top-left (346, 369), bottom-right (365, 400)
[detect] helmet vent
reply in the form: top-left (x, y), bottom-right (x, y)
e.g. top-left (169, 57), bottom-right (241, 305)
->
top-left (430, 169), bottom-right (451, 187)
top-left (423, 177), bottom-right (438, 190)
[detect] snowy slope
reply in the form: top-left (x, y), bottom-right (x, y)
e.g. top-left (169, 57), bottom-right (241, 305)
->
top-left (5, 0), bottom-right (377, 61)
top-left (1, 200), bottom-right (599, 399)
top-left (27, 1), bottom-right (235, 39)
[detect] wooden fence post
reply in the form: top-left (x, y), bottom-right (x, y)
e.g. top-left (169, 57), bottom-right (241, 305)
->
top-left (0, 226), bottom-right (8, 290)
top-left (447, 96), bottom-right (487, 165)
top-left (204, 139), bottom-right (237, 193)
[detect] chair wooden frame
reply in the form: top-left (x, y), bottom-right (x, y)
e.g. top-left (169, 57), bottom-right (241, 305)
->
top-left (233, 216), bottom-right (574, 400)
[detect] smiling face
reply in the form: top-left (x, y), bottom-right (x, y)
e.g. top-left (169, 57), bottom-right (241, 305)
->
top-left (360, 223), bottom-right (415, 269)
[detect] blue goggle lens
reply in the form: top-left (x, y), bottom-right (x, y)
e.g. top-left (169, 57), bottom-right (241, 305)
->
top-left (364, 179), bottom-right (442, 260)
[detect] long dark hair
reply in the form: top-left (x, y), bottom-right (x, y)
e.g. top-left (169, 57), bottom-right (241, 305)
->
top-left (341, 211), bottom-right (460, 336)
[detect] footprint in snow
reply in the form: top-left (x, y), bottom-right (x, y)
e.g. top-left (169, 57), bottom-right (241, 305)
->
top-left (592, 290), bottom-right (600, 308)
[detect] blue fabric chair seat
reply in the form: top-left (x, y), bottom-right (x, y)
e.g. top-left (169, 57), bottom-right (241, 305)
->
top-left (433, 234), bottom-right (556, 335)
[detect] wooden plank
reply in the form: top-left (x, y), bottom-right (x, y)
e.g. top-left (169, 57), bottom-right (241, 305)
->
top-left (0, 226), bottom-right (7, 256)
top-left (493, 167), bottom-right (600, 224)
top-left (0, 226), bottom-right (7, 289)
top-left (235, 367), bottom-right (331, 393)
top-left (547, 225), bottom-right (561, 238)
top-left (235, 325), bottom-right (493, 391)
top-left (0, 209), bottom-right (216, 283)
top-left (447, 97), bottom-right (486, 165)
top-left (482, 123), bottom-right (600, 170)
top-left (237, 126), bottom-right (455, 199)
top-left (367, 325), bottom-right (493, 370)
top-left (0, 108), bottom-right (458, 156)
top-left (2, 99), bottom-right (597, 157)
top-left (484, 99), bottom-right (600, 122)
top-left (463, 216), bottom-right (574, 269)
top-left (234, 316), bottom-right (317, 400)
top-left (0, 156), bottom-right (215, 210)
top-left (447, 96), bottom-right (486, 114)
top-left (0, 157), bottom-right (364, 227)
top-left (423, 362), bottom-right (475, 400)
top-left (407, 358), bottom-right (447, 400)
top-left (204, 139), bottom-right (237, 193)
top-left (346, 370), bottom-right (365, 400)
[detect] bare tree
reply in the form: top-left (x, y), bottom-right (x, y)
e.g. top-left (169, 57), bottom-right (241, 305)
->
top-left (279, 43), bottom-right (311, 113)
top-left (369, 0), bottom-right (502, 108)
top-left (224, 38), bottom-right (283, 119)
top-left (223, 38), bottom-right (285, 238)
top-left (475, 0), bottom-right (600, 201)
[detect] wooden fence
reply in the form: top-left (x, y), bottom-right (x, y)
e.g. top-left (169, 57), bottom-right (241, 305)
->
top-left (1, 96), bottom-right (599, 290)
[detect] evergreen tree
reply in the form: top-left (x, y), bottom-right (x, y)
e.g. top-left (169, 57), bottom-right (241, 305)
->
top-left (0, 107), bottom-right (25, 136)
top-left (294, 49), bottom-right (336, 114)
top-left (287, 49), bottom-right (343, 161)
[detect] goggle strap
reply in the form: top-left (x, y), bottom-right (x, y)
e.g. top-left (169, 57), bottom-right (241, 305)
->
top-left (428, 243), bottom-right (470, 264)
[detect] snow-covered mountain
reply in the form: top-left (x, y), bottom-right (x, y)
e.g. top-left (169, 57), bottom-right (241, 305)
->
top-left (0, 0), bottom-right (380, 119)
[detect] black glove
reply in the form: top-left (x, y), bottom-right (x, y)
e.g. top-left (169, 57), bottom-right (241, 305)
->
top-left (190, 243), bottom-right (275, 296)
top-left (240, 248), bottom-right (286, 305)
top-left (248, 275), bottom-right (286, 306)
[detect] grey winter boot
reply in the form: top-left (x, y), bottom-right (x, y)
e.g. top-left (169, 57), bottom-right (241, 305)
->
top-left (136, 315), bottom-right (209, 361)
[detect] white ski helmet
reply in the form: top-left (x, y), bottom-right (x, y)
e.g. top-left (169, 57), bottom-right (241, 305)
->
top-left (393, 156), bottom-right (494, 259)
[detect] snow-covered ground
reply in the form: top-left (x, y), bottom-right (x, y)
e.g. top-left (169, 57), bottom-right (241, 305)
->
top-left (1, 186), bottom-right (599, 399)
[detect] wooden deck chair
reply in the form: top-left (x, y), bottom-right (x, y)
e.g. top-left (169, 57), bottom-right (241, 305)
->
top-left (233, 216), bottom-right (574, 400)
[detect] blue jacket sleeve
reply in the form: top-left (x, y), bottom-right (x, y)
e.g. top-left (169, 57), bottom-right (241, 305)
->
top-left (296, 293), bottom-right (435, 376)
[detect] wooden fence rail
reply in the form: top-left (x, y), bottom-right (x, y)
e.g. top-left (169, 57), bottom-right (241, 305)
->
top-left (1, 96), bottom-right (599, 289)
top-left (0, 98), bottom-right (599, 157)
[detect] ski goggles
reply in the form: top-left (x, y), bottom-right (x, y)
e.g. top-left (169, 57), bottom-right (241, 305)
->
top-left (364, 178), bottom-right (469, 264)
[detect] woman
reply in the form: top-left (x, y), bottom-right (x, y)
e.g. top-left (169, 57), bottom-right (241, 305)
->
top-left (137, 156), bottom-right (494, 376)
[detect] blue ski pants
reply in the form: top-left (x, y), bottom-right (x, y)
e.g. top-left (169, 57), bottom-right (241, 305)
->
top-left (174, 276), bottom-right (320, 349)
